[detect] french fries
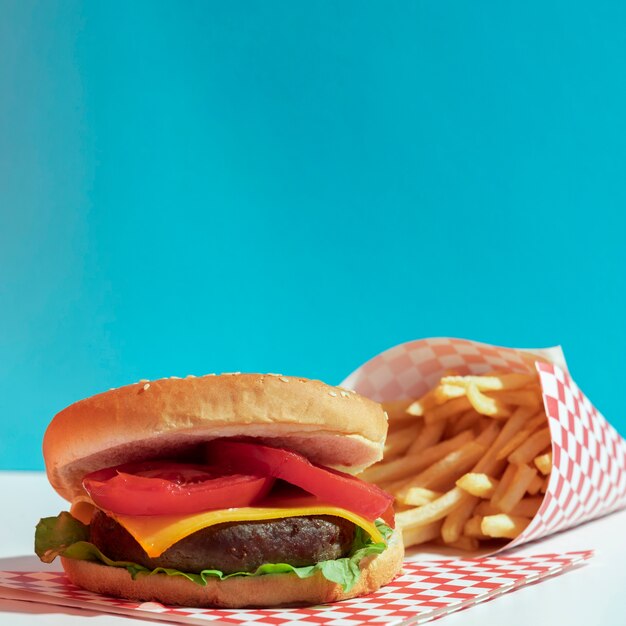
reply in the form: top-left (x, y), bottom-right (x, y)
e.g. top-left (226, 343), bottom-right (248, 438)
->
top-left (360, 430), bottom-right (473, 485)
top-left (533, 451), bottom-right (553, 475)
top-left (401, 520), bottom-right (443, 547)
top-left (493, 464), bottom-right (537, 513)
top-left (399, 487), bottom-right (442, 506)
top-left (441, 373), bottom-right (536, 392)
top-left (481, 514), bottom-right (531, 539)
top-left (396, 441), bottom-right (487, 494)
top-left (526, 472), bottom-right (544, 495)
top-left (383, 422), bottom-right (422, 459)
top-left (442, 535), bottom-right (480, 552)
top-left (466, 383), bottom-right (511, 418)
top-left (508, 427), bottom-right (552, 465)
top-left (406, 421), bottom-right (446, 455)
top-left (395, 487), bottom-right (466, 528)
top-left (456, 473), bottom-right (499, 498)
top-left (365, 372), bottom-right (553, 551)
top-left (424, 397), bottom-right (472, 424)
top-left (463, 515), bottom-right (488, 539)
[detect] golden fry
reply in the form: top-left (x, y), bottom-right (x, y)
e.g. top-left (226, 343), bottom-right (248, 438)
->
top-left (463, 515), bottom-right (488, 539)
top-left (533, 451), bottom-right (553, 475)
top-left (456, 473), bottom-right (499, 498)
top-left (476, 493), bottom-right (544, 518)
top-left (361, 430), bottom-right (473, 484)
top-left (395, 441), bottom-right (486, 496)
top-left (466, 383), bottom-right (511, 418)
top-left (526, 473), bottom-right (543, 495)
top-left (474, 500), bottom-right (500, 516)
top-left (424, 396), bottom-right (472, 424)
top-left (486, 388), bottom-right (542, 410)
top-left (493, 464), bottom-right (537, 513)
top-left (481, 514), bottom-right (531, 539)
top-left (491, 406), bottom-right (539, 452)
top-left (475, 420), bottom-right (501, 447)
top-left (434, 384), bottom-right (467, 403)
top-left (440, 493), bottom-right (478, 543)
top-left (442, 373), bottom-right (537, 392)
top-left (400, 487), bottom-right (442, 507)
top-left (489, 464), bottom-right (517, 505)
top-left (447, 410), bottom-right (482, 437)
top-left (511, 496), bottom-right (543, 518)
top-left (406, 420), bottom-right (446, 455)
top-left (384, 422), bottom-right (422, 459)
top-left (401, 520), bottom-right (443, 548)
top-left (508, 427), bottom-right (552, 465)
top-left (441, 536), bottom-right (479, 551)
top-left (495, 413), bottom-right (547, 460)
top-left (396, 488), bottom-right (466, 529)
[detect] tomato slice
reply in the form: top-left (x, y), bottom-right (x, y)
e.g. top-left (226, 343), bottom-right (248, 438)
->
top-left (205, 441), bottom-right (395, 526)
top-left (83, 461), bottom-right (274, 516)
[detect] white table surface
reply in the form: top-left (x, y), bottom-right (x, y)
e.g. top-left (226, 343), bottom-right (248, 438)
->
top-left (1, 471), bottom-right (624, 625)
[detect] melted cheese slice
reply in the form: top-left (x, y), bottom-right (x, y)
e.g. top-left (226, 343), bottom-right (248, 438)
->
top-left (109, 500), bottom-right (384, 558)
top-left (70, 495), bottom-right (97, 525)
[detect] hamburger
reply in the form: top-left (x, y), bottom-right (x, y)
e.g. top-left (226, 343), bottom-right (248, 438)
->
top-left (35, 373), bottom-right (403, 608)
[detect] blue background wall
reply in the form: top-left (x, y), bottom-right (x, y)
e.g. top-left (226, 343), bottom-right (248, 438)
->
top-left (1, 1), bottom-right (625, 470)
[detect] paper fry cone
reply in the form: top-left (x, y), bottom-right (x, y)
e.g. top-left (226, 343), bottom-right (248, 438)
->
top-left (341, 337), bottom-right (626, 549)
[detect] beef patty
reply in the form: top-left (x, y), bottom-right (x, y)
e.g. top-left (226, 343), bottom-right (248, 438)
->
top-left (90, 510), bottom-right (356, 574)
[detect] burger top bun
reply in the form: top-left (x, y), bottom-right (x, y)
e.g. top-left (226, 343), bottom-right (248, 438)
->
top-left (44, 373), bottom-right (388, 501)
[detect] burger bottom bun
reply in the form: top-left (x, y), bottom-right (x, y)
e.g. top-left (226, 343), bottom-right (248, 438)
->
top-left (60, 530), bottom-right (404, 608)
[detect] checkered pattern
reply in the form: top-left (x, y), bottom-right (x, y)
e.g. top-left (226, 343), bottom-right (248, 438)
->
top-left (0, 552), bottom-right (591, 625)
top-left (509, 362), bottom-right (626, 548)
top-left (341, 338), bottom-right (538, 402)
top-left (341, 337), bottom-right (626, 551)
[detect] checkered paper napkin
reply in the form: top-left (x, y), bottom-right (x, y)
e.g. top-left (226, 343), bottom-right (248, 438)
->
top-left (0, 552), bottom-right (592, 625)
top-left (340, 337), bottom-right (626, 551)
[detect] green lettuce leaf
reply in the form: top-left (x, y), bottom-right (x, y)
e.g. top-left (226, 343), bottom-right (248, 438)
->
top-left (35, 512), bottom-right (392, 593)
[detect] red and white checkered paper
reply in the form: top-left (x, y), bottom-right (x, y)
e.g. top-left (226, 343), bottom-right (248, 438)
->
top-left (341, 337), bottom-right (626, 550)
top-left (2, 338), bottom-right (614, 624)
top-left (0, 552), bottom-right (592, 625)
